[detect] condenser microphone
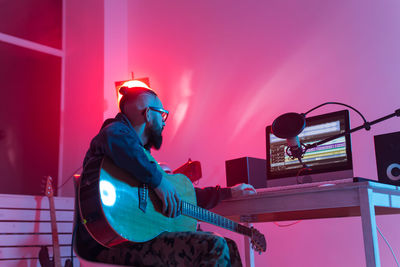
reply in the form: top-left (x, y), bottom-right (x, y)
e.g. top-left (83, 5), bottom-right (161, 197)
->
top-left (271, 112), bottom-right (306, 159)
top-left (286, 136), bottom-right (303, 158)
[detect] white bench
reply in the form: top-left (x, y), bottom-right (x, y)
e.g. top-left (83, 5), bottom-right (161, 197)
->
top-left (0, 193), bottom-right (78, 267)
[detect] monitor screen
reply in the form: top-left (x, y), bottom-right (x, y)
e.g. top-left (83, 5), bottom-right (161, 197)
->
top-left (266, 110), bottom-right (353, 182)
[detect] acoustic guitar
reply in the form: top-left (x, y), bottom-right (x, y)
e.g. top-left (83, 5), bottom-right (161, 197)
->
top-left (79, 151), bottom-right (266, 253)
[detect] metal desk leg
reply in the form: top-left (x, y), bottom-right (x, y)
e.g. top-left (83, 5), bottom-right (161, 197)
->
top-left (243, 222), bottom-right (255, 267)
top-left (359, 187), bottom-right (381, 267)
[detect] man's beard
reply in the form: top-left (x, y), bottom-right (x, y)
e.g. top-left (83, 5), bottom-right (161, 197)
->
top-left (145, 125), bottom-right (163, 150)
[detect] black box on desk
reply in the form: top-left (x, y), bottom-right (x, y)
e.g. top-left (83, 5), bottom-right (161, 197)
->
top-left (374, 131), bottom-right (400, 186)
top-left (225, 157), bottom-right (267, 188)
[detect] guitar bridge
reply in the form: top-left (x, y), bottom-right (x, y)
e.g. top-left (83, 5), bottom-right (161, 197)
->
top-left (138, 183), bottom-right (148, 212)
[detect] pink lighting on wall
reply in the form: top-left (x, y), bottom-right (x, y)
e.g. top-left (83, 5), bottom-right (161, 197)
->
top-left (168, 70), bottom-right (193, 141)
top-left (119, 1), bottom-right (400, 266)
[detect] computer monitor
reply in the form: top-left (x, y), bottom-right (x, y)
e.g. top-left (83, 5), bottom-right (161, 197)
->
top-left (266, 110), bottom-right (353, 187)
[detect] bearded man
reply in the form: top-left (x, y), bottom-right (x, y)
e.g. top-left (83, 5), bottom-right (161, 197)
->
top-left (75, 81), bottom-right (256, 266)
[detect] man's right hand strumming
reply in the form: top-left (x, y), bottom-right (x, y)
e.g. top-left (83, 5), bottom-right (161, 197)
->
top-left (153, 178), bottom-right (181, 218)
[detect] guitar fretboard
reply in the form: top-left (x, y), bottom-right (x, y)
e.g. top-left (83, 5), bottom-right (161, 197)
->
top-left (181, 201), bottom-right (251, 237)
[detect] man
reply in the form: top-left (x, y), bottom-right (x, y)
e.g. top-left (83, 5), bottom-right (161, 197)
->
top-left (76, 80), bottom-right (256, 266)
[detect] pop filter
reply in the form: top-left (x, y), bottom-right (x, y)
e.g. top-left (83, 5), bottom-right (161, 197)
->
top-left (271, 112), bottom-right (306, 139)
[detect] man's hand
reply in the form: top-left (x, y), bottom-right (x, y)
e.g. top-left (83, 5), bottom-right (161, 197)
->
top-left (153, 178), bottom-right (181, 218)
top-left (231, 183), bottom-right (257, 198)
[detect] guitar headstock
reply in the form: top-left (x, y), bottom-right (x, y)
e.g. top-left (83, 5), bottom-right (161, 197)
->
top-left (43, 176), bottom-right (54, 197)
top-left (251, 227), bottom-right (267, 254)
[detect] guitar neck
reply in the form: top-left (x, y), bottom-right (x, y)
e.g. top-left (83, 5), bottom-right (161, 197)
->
top-left (181, 201), bottom-right (252, 237)
top-left (48, 196), bottom-right (62, 267)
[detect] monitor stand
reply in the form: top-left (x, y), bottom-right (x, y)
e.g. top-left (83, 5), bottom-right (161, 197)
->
top-left (266, 169), bottom-right (355, 187)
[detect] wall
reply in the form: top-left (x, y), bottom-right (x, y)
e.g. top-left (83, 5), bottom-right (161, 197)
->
top-left (60, 0), bottom-right (104, 196)
top-left (103, 0), bottom-right (129, 120)
top-left (120, 0), bottom-right (400, 266)
top-left (0, 0), bottom-right (62, 195)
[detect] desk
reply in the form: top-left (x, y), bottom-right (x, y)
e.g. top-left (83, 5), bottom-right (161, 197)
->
top-left (212, 180), bottom-right (400, 267)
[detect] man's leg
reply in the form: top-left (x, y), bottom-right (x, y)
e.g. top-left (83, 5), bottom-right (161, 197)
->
top-left (225, 237), bottom-right (243, 267)
top-left (96, 231), bottom-right (237, 266)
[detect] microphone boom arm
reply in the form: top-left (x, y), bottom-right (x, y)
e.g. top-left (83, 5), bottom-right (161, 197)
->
top-left (304, 108), bottom-right (400, 152)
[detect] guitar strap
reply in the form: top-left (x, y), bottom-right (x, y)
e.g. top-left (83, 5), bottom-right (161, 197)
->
top-left (138, 183), bottom-right (148, 212)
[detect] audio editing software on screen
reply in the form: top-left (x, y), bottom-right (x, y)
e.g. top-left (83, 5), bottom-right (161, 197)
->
top-left (267, 110), bottom-right (352, 179)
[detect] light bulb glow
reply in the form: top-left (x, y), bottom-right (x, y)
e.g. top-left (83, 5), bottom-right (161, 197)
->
top-left (122, 80), bottom-right (151, 89)
top-left (116, 79), bottom-right (154, 110)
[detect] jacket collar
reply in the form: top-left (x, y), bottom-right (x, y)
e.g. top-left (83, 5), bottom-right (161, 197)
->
top-left (115, 113), bottom-right (145, 147)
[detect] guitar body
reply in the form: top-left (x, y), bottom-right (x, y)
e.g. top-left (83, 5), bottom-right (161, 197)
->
top-left (79, 156), bottom-right (197, 248)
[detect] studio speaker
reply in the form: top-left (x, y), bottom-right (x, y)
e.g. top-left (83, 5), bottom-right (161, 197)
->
top-left (374, 131), bottom-right (400, 185)
top-left (225, 157), bottom-right (266, 189)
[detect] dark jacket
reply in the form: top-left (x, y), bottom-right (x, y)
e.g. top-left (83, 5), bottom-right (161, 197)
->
top-left (76, 113), bottom-right (231, 259)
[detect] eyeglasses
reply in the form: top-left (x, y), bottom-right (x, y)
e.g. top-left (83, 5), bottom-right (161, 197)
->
top-left (148, 106), bottom-right (169, 122)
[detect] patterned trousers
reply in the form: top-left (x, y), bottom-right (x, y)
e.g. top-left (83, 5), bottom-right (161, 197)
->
top-left (96, 231), bottom-right (242, 267)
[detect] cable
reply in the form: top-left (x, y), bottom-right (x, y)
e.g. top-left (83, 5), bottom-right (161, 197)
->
top-left (303, 102), bottom-right (369, 129)
top-left (296, 165), bottom-right (312, 184)
top-left (273, 221), bottom-right (302, 227)
top-left (70, 220), bottom-right (78, 267)
top-left (271, 164), bottom-right (308, 227)
top-left (377, 225), bottom-right (400, 267)
top-left (57, 166), bottom-right (83, 190)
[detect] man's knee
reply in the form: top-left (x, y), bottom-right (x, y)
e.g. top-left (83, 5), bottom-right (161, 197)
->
top-left (207, 235), bottom-right (230, 255)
